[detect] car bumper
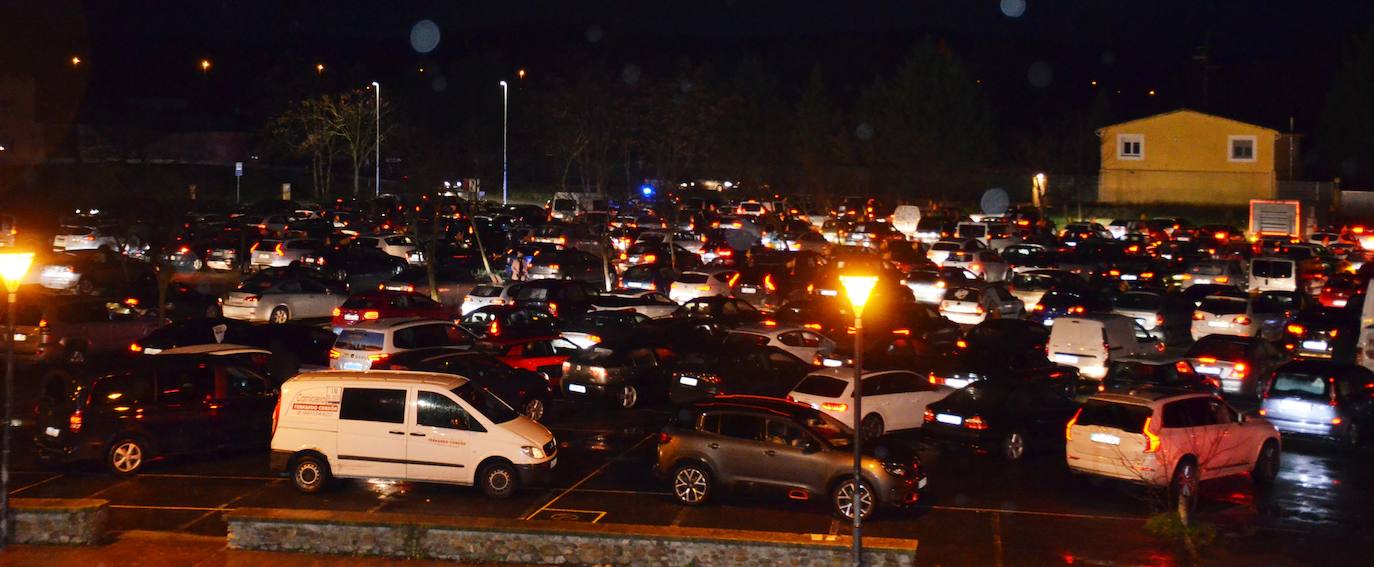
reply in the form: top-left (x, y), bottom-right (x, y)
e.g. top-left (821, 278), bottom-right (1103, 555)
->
top-left (562, 380), bottom-right (615, 402)
top-left (516, 457), bottom-right (557, 486)
top-left (943, 312), bottom-right (987, 326)
top-left (1267, 416), bottom-right (1342, 439)
top-left (222, 305), bottom-right (266, 321)
top-left (922, 423), bottom-right (1000, 452)
top-left (33, 431), bottom-right (103, 464)
top-left (1066, 453), bottom-right (1167, 486)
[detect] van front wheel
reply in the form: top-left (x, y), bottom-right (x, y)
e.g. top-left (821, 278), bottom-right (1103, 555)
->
top-left (292, 455), bottom-right (331, 493)
top-left (479, 462), bottom-right (518, 499)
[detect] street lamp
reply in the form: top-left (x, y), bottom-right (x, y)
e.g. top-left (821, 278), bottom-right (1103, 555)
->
top-left (500, 80), bottom-right (509, 205)
top-left (837, 273), bottom-right (878, 566)
top-left (371, 81), bottom-right (381, 197)
top-left (70, 55), bottom-right (81, 67)
top-left (200, 58), bottom-right (212, 73)
top-left (315, 63), bottom-right (325, 74)
top-left (0, 252), bottom-right (32, 549)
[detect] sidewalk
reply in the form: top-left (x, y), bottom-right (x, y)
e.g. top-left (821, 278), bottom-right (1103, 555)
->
top-left (0, 530), bottom-right (496, 566)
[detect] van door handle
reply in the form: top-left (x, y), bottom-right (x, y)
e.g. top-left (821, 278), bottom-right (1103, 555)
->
top-left (409, 432), bottom-right (426, 437)
top-left (708, 443), bottom-right (719, 449)
top-left (388, 430), bottom-right (404, 435)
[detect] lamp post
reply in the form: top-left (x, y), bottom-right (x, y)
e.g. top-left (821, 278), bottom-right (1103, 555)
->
top-left (371, 81), bottom-right (381, 197)
top-left (0, 252), bottom-right (33, 549)
top-left (499, 80), bottom-right (509, 205)
top-left (838, 274), bottom-right (877, 567)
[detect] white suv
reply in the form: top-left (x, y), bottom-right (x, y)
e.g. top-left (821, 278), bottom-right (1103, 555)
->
top-left (1066, 391), bottom-right (1280, 513)
top-left (330, 318), bottom-right (476, 371)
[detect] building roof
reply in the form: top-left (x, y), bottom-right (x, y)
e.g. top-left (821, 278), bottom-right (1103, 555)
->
top-left (1095, 108), bottom-right (1280, 137)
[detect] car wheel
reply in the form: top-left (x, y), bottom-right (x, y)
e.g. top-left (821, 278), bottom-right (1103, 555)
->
top-left (1252, 441), bottom-right (1280, 486)
top-left (192, 258), bottom-right (205, 271)
top-left (478, 461), bottom-right (519, 499)
top-left (1170, 459), bottom-right (1199, 521)
top-left (832, 477), bottom-right (874, 521)
top-left (671, 463), bottom-right (712, 506)
top-left (292, 454), bottom-right (330, 493)
top-left (74, 278), bottom-right (95, 295)
top-left (1002, 431), bottom-right (1026, 461)
top-left (270, 307), bottom-right (290, 324)
top-left (618, 385), bottom-right (639, 409)
top-left (861, 413), bottom-right (885, 442)
top-left (107, 439), bottom-right (146, 475)
top-left (522, 397), bottom-right (547, 422)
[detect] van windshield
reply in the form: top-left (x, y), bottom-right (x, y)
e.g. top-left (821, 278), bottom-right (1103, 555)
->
top-left (1252, 260), bottom-right (1293, 279)
top-left (452, 383), bottom-right (518, 424)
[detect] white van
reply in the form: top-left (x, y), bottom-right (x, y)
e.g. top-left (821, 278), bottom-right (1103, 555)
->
top-left (1048, 315), bottom-right (1158, 380)
top-left (1248, 257), bottom-right (1297, 293)
top-left (270, 371), bottom-right (556, 497)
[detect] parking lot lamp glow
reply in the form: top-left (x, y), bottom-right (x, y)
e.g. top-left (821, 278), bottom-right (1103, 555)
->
top-left (0, 251), bottom-right (32, 549)
top-left (838, 273), bottom-right (877, 565)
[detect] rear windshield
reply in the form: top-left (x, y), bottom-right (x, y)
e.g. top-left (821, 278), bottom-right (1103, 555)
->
top-left (335, 330), bottom-right (385, 351)
top-left (904, 271), bottom-right (939, 285)
top-left (341, 297), bottom-right (384, 309)
top-left (946, 287), bottom-right (983, 302)
top-left (1077, 400), bottom-right (1152, 432)
top-left (1252, 260), bottom-right (1293, 279)
top-left (1012, 273), bottom-right (1056, 291)
top-left (793, 375), bottom-right (848, 398)
top-left (1186, 337), bottom-right (1249, 360)
top-left (1268, 372), bottom-right (1331, 402)
top-left (1188, 263), bottom-right (1224, 276)
top-left (958, 225), bottom-right (988, 238)
top-left (677, 273), bottom-right (710, 284)
top-left (1199, 298), bottom-right (1246, 315)
top-left (469, 285), bottom-right (503, 298)
top-left (933, 242), bottom-right (960, 252)
top-left (516, 287), bottom-right (551, 301)
top-left (724, 333), bottom-right (769, 348)
top-left (1115, 293), bottom-right (1162, 310)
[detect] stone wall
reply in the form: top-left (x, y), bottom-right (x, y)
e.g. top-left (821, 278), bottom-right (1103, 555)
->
top-left (8, 498), bottom-right (108, 545)
top-left (228, 507), bottom-right (916, 566)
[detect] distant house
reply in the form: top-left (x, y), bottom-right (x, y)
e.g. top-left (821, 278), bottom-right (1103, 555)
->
top-left (1096, 109), bottom-right (1295, 206)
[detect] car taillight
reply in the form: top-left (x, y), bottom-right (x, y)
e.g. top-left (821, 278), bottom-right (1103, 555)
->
top-left (658, 432), bottom-right (672, 444)
top-left (1287, 324), bottom-right (1304, 335)
top-left (548, 302), bottom-right (559, 317)
top-left (643, 254), bottom-right (657, 264)
top-left (820, 402), bottom-right (848, 412)
top-left (1142, 417), bottom-right (1160, 452)
top-left (955, 339), bottom-right (968, 349)
top-left (1234, 362), bottom-right (1248, 377)
top-left (1192, 311), bottom-right (1205, 320)
top-left (1068, 306), bottom-right (1085, 314)
top-left (328, 349), bottom-right (340, 359)
top-left (923, 408), bottom-right (935, 422)
top-left (332, 307), bottom-right (341, 317)
top-left (244, 295), bottom-right (260, 304)
top-left (272, 398), bottom-right (281, 437)
top-left (489, 320), bottom-right (501, 336)
top-left (69, 409), bottom-right (82, 433)
top-left (964, 415), bottom-right (988, 430)
top-left (368, 353), bottom-right (390, 362)
top-left (363, 310), bottom-right (380, 320)
top-left (129, 342), bottom-right (142, 353)
top-left (1232, 315), bottom-right (1251, 325)
top-left (1214, 275), bottom-right (1230, 283)
top-left (275, 242), bottom-right (285, 256)
top-left (892, 328), bottom-right (911, 336)
top-left (250, 242), bottom-right (259, 253)
top-left (764, 274), bottom-right (776, 292)
top-left (1154, 314), bottom-right (1164, 326)
top-left (975, 305), bottom-right (986, 315)
top-left (1032, 303), bottom-right (1044, 311)
top-left (1066, 408), bottom-right (1081, 441)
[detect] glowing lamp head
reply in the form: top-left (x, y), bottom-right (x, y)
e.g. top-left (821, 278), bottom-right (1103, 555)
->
top-left (0, 252), bottom-right (33, 293)
top-left (838, 274), bottom-right (879, 317)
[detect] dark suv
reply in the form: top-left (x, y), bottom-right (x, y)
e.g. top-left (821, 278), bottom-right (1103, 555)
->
top-left (34, 354), bottom-right (278, 474)
top-left (656, 396), bottom-right (926, 520)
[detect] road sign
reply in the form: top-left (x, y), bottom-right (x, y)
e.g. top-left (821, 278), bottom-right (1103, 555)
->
top-left (235, 162), bottom-right (243, 177)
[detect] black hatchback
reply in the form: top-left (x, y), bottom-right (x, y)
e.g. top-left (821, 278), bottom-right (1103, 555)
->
top-left (34, 354), bottom-right (278, 474)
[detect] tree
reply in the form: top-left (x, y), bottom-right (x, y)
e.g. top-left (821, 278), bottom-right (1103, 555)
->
top-left (793, 63), bottom-right (838, 196)
top-left (326, 88), bottom-right (395, 197)
top-left (271, 95), bottom-right (340, 198)
top-left (1318, 25), bottom-right (1374, 185)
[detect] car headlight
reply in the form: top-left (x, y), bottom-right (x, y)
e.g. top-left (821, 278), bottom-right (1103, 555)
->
top-left (521, 445), bottom-right (547, 459)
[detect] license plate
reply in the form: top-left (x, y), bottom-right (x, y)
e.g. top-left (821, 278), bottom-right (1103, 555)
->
top-left (11, 333), bottom-right (24, 342)
top-left (256, 253), bottom-right (272, 262)
top-left (1334, 299), bottom-right (1348, 307)
top-left (935, 413), bottom-right (963, 426)
top-left (344, 313), bottom-right (360, 321)
top-left (1052, 354), bottom-right (1080, 364)
top-left (44, 427), bottom-right (59, 438)
top-left (1121, 275), bottom-right (1138, 281)
top-left (340, 361), bottom-right (367, 371)
top-left (918, 477), bottom-right (928, 489)
top-left (1279, 399), bottom-right (1312, 415)
top-left (1302, 340), bottom-right (1329, 351)
top-left (1042, 318), bottom-right (1054, 326)
top-left (1196, 366), bottom-right (1221, 375)
top-left (740, 286), bottom-right (757, 294)
top-left (1194, 278), bottom-right (1211, 284)
top-left (1090, 432), bottom-right (1122, 445)
top-left (142, 347), bottom-right (162, 355)
top-left (568, 384), bottom-right (587, 394)
top-left (1208, 321), bottom-right (1229, 328)
top-left (944, 378), bottom-right (972, 389)
top-left (679, 376), bottom-right (698, 386)
top-left (819, 289), bottom-right (838, 297)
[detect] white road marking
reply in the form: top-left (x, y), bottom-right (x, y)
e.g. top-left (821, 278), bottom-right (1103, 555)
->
top-left (524, 433), bottom-right (655, 520)
top-left (8, 473), bottom-right (62, 495)
top-left (991, 512), bottom-right (1004, 567)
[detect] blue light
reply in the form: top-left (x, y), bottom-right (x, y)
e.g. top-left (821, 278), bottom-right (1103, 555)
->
top-left (640, 184), bottom-right (655, 197)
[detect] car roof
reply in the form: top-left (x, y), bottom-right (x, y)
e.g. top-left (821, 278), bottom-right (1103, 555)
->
top-left (339, 317), bottom-right (449, 330)
top-left (287, 370), bottom-right (467, 389)
top-left (1089, 390), bottom-right (1209, 405)
top-left (688, 395), bottom-right (818, 418)
top-left (156, 343), bottom-right (271, 356)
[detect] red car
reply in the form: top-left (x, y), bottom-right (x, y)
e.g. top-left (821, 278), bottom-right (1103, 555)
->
top-left (1318, 273), bottom-right (1365, 309)
top-left (483, 335), bottom-right (583, 389)
top-left (332, 290), bottom-right (452, 327)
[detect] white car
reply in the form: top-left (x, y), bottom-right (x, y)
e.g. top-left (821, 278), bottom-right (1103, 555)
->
top-left (938, 285), bottom-right (1024, 326)
top-left (270, 371), bottom-right (557, 496)
top-left (461, 283), bottom-right (525, 316)
top-left (1066, 391), bottom-right (1280, 511)
top-left (669, 268), bottom-right (738, 304)
top-left (1190, 295), bottom-right (1256, 341)
top-left (221, 275), bottom-right (347, 324)
top-left (927, 238), bottom-right (984, 264)
top-left (788, 368), bottom-right (955, 441)
top-left (52, 224), bottom-right (123, 252)
top-left (588, 290), bottom-right (680, 319)
top-left (903, 267), bottom-right (980, 305)
top-left (942, 249), bottom-right (1009, 282)
top-left (329, 318), bottom-right (475, 371)
top-left (356, 234), bottom-right (419, 263)
top-left (1179, 260), bottom-right (1246, 288)
top-left (726, 323), bottom-right (836, 363)
top-left (249, 239), bottom-right (324, 271)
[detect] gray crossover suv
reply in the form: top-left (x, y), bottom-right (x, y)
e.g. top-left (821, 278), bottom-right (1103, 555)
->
top-left (656, 396), bottom-right (926, 520)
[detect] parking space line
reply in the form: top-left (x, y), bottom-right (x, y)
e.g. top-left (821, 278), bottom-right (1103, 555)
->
top-left (11, 471), bottom-right (282, 482)
top-left (109, 504), bottom-right (227, 512)
top-left (8, 473), bottom-right (62, 495)
top-left (928, 505), bottom-right (1142, 521)
top-left (560, 487), bottom-right (671, 497)
top-left (175, 479), bottom-right (281, 531)
top-left (991, 512), bottom-right (1004, 567)
top-left (523, 432), bottom-right (655, 520)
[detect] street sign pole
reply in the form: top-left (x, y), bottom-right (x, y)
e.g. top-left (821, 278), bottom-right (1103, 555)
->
top-left (235, 161), bottom-right (244, 204)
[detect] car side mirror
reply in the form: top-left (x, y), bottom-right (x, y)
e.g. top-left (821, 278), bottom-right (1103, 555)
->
top-left (802, 440), bottom-right (822, 454)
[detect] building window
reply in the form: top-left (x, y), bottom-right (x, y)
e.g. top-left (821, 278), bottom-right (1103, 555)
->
top-left (1229, 135), bottom-right (1257, 162)
top-left (1117, 134), bottom-right (1144, 160)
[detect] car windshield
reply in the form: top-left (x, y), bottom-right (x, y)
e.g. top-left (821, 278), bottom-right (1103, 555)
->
top-left (804, 411), bottom-right (853, 448)
top-left (1115, 293), bottom-right (1162, 310)
top-left (335, 330), bottom-right (384, 351)
top-left (452, 383), bottom-right (519, 424)
top-left (958, 225), bottom-right (987, 238)
top-left (1268, 371), bottom-right (1332, 402)
top-left (1076, 400), bottom-right (1151, 432)
top-left (469, 285), bottom-right (503, 298)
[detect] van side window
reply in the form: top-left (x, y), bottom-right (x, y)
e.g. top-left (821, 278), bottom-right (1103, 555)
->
top-left (92, 374), bottom-right (153, 406)
top-left (218, 366), bottom-right (268, 399)
top-left (340, 388), bottom-right (406, 423)
top-left (158, 365), bottom-right (214, 403)
top-left (417, 391), bottom-right (480, 431)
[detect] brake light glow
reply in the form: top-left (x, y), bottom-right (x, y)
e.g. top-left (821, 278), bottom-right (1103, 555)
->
top-left (1066, 408), bottom-right (1081, 441)
top-left (1232, 315), bottom-right (1251, 325)
top-left (69, 409), bottom-right (82, 433)
top-left (956, 339), bottom-right (967, 348)
top-left (803, 323), bottom-right (822, 330)
top-left (1198, 357), bottom-right (1217, 363)
top-left (129, 342), bottom-right (142, 353)
top-left (489, 319), bottom-right (502, 336)
top-left (274, 242), bottom-right (285, 256)
top-left (328, 349), bottom-right (340, 359)
top-left (820, 402), bottom-right (848, 412)
top-left (1287, 324), bottom-right (1305, 335)
top-left (728, 273), bottom-right (740, 287)
top-left (367, 353), bottom-right (391, 362)
top-left (1193, 312), bottom-right (1205, 320)
top-left (923, 409), bottom-right (935, 422)
top-left (1143, 417), bottom-right (1161, 452)
top-left (764, 274), bottom-right (776, 292)
top-left (363, 310), bottom-right (380, 320)
top-left (1234, 362), bottom-right (1248, 377)
top-left (548, 302), bottom-right (559, 317)
top-left (1214, 275), bottom-right (1230, 283)
top-left (332, 307), bottom-right (341, 317)
top-left (964, 415), bottom-right (989, 430)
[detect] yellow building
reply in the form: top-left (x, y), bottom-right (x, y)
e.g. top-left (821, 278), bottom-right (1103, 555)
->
top-left (1096, 109), bottom-right (1280, 205)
